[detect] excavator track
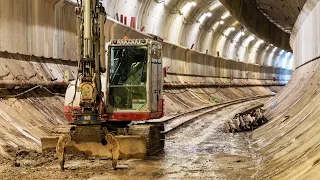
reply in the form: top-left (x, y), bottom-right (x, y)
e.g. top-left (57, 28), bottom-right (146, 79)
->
top-left (128, 123), bottom-right (165, 155)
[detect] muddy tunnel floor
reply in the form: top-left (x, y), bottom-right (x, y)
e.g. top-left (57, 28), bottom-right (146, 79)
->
top-left (0, 99), bottom-right (268, 180)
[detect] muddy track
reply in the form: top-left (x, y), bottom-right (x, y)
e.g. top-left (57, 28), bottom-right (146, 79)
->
top-left (162, 99), bottom-right (268, 179)
top-left (145, 95), bottom-right (273, 133)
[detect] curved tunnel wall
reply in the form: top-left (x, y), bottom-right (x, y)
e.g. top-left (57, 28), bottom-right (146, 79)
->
top-left (290, 0), bottom-right (320, 68)
top-left (249, 0), bottom-right (320, 179)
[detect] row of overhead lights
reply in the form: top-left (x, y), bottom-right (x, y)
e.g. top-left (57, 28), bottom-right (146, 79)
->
top-left (182, 1), bottom-right (231, 25)
top-left (183, 2), bottom-right (223, 24)
top-left (205, 2), bottom-right (286, 55)
top-left (184, 1), bottom-right (277, 51)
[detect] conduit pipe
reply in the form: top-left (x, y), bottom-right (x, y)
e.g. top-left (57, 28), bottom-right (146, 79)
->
top-left (0, 80), bottom-right (67, 89)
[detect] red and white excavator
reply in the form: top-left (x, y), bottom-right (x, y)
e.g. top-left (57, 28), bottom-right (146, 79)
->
top-left (41, 0), bottom-right (164, 170)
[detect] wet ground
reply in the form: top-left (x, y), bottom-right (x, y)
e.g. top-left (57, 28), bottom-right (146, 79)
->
top-left (0, 99), bottom-right (267, 180)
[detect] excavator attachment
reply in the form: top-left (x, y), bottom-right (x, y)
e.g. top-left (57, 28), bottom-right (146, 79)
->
top-left (41, 124), bottom-right (164, 170)
top-left (55, 133), bottom-right (122, 170)
top-left (42, 135), bottom-right (146, 169)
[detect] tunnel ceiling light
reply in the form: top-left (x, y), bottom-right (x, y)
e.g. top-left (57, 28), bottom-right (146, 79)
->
top-left (224, 27), bottom-right (235, 36)
top-left (280, 50), bottom-right (285, 55)
top-left (68, 0), bottom-right (77, 3)
top-left (65, 0), bottom-right (78, 4)
top-left (272, 47), bottom-right (277, 53)
top-left (209, 2), bottom-right (222, 11)
top-left (164, 0), bottom-right (172, 4)
top-left (284, 52), bottom-right (291, 59)
top-left (221, 11), bottom-right (230, 20)
top-left (243, 35), bottom-right (255, 47)
top-left (233, 31), bottom-right (243, 43)
top-left (182, 2), bottom-right (196, 15)
top-left (253, 40), bottom-right (264, 48)
top-left (265, 45), bottom-right (270, 51)
top-left (199, 13), bottom-right (212, 24)
top-left (212, 22), bottom-right (220, 30)
top-left (219, 20), bottom-right (224, 24)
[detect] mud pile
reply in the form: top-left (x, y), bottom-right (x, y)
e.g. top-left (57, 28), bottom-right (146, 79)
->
top-left (3, 145), bottom-right (57, 168)
top-left (225, 107), bottom-right (268, 133)
top-left (2, 144), bottom-right (89, 168)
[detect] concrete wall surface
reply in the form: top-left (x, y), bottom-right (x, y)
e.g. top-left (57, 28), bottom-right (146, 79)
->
top-left (291, 0), bottom-right (320, 68)
top-left (0, 0), bottom-right (77, 60)
top-left (0, 51), bottom-right (77, 86)
top-left (249, 1), bottom-right (320, 178)
top-left (251, 59), bottom-right (320, 179)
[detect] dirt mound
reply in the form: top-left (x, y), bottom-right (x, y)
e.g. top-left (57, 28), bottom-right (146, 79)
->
top-left (3, 145), bottom-right (57, 168)
top-left (2, 145), bottom-right (88, 169)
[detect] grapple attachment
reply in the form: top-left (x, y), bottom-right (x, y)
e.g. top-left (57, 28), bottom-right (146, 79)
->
top-left (55, 133), bottom-right (123, 170)
top-left (41, 125), bottom-right (148, 170)
top-left (41, 124), bottom-right (164, 170)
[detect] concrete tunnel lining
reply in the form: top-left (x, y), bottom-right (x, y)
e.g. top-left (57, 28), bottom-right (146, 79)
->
top-left (0, 0), bottom-right (319, 179)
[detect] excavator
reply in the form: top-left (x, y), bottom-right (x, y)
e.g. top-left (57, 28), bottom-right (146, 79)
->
top-left (41, 0), bottom-right (164, 170)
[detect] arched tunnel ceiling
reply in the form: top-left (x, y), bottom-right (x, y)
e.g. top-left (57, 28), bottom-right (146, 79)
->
top-left (67, 0), bottom-right (294, 69)
top-left (254, 0), bottom-right (307, 33)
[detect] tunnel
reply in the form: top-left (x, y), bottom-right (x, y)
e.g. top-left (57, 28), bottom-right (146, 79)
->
top-left (0, 0), bottom-right (318, 179)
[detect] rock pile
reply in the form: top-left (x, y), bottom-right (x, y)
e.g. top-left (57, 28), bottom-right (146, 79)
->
top-left (225, 108), bottom-right (268, 133)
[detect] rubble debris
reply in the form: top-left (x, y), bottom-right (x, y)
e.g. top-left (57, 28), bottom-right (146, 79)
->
top-left (225, 108), bottom-right (268, 133)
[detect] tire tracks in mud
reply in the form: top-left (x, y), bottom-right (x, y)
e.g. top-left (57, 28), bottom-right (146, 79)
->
top-left (161, 97), bottom-right (270, 179)
top-left (145, 95), bottom-right (273, 134)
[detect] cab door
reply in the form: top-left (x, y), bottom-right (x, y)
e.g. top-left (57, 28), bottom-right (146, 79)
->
top-left (151, 44), bottom-right (162, 112)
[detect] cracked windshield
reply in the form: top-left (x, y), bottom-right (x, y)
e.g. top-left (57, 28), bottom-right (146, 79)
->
top-left (109, 46), bottom-right (148, 110)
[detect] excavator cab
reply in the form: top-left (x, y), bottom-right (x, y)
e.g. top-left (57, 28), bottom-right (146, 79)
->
top-left (105, 39), bottom-right (164, 121)
top-left (108, 45), bottom-right (148, 110)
